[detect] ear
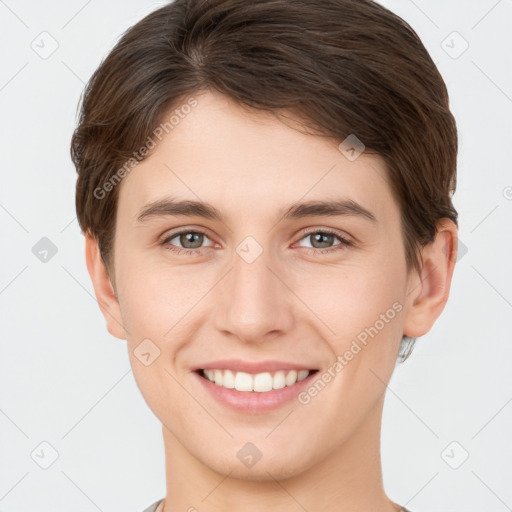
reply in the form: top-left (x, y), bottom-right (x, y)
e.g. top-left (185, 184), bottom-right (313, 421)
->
top-left (84, 233), bottom-right (127, 340)
top-left (402, 219), bottom-right (458, 338)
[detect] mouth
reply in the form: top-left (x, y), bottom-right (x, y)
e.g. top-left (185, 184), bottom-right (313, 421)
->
top-left (195, 368), bottom-right (319, 392)
top-left (193, 367), bottom-right (320, 413)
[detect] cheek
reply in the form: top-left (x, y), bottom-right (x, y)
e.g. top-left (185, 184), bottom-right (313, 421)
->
top-left (115, 248), bottom-right (213, 336)
top-left (299, 267), bottom-right (405, 424)
top-left (294, 260), bottom-right (406, 398)
top-left (297, 259), bottom-right (405, 339)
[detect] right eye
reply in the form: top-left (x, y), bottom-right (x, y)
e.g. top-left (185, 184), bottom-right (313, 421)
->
top-left (160, 230), bottom-right (215, 254)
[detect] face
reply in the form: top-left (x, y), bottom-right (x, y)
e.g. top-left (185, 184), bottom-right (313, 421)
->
top-left (103, 90), bottom-right (421, 479)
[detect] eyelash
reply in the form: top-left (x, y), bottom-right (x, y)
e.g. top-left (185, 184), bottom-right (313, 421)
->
top-left (159, 228), bottom-right (353, 256)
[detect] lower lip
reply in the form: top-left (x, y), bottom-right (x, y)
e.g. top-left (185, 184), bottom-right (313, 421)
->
top-left (193, 370), bottom-right (318, 414)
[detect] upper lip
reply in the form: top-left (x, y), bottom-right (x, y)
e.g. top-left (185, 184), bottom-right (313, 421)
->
top-left (194, 359), bottom-right (318, 374)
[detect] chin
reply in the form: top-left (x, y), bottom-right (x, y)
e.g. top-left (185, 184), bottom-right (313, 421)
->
top-left (207, 451), bottom-right (310, 482)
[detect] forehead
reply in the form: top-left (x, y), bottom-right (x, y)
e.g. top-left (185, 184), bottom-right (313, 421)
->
top-left (117, 90), bottom-right (398, 225)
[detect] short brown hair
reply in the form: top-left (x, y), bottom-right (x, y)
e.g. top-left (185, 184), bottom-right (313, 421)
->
top-left (70, 0), bottom-right (458, 361)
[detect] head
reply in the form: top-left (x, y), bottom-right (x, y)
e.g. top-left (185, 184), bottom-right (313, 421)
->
top-left (72, 0), bottom-right (458, 481)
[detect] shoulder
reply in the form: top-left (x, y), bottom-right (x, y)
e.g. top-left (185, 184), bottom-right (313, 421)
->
top-left (141, 498), bottom-right (164, 512)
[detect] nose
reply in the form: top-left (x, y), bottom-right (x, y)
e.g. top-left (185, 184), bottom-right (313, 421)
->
top-left (213, 242), bottom-right (294, 344)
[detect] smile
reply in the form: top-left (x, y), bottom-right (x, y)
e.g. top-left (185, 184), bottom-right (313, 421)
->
top-left (199, 368), bottom-right (315, 392)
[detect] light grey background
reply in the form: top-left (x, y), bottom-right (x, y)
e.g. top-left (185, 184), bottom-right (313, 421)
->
top-left (1, 1), bottom-right (511, 511)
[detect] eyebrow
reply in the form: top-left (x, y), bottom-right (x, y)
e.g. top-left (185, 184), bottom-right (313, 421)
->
top-left (136, 196), bottom-right (377, 224)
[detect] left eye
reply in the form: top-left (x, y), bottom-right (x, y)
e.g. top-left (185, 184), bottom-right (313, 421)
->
top-left (296, 230), bottom-right (352, 251)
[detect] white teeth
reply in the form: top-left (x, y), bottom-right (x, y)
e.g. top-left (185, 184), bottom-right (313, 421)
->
top-left (297, 370), bottom-right (309, 382)
top-left (202, 369), bottom-right (312, 392)
top-left (234, 371), bottom-right (253, 391)
top-left (223, 369), bottom-right (235, 389)
top-left (273, 370), bottom-right (286, 390)
top-left (214, 369), bottom-right (223, 386)
top-left (253, 372), bottom-right (273, 392)
top-left (285, 370), bottom-right (297, 386)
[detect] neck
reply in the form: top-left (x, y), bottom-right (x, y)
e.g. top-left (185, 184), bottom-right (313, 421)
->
top-left (161, 396), bottom-right (400, 512)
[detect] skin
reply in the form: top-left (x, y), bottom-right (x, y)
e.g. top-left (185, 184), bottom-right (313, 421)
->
top-left (85, 89), bottom-right (457, 512)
